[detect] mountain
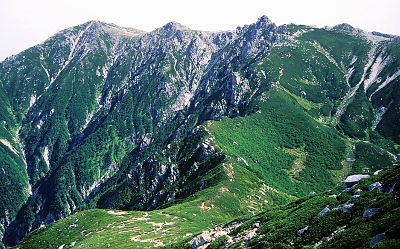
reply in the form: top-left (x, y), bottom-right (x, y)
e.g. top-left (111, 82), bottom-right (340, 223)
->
top-left (0, 16), bottom-right (399, 248)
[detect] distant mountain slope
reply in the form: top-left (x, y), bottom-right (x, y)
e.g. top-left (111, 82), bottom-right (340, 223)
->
top-left (0, 16), bottom-right (399, 247)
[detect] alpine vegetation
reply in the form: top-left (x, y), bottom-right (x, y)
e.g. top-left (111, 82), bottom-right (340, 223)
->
top-left (0, 16), bottom-right (399, 248)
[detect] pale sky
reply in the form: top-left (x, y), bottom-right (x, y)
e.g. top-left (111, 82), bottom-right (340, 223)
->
top-left (1, 0), bottom-right (399, 61)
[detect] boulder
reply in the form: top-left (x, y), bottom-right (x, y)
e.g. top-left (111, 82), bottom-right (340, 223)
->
top-left (337, 225), bottom-right (346, 233)
top-left (343, 175), bottom-right (369, 188)
top-left (342, 203), bottom-right (354, 213)
top-left (191, 233), bottom-right (212, 248)
top-left (373, 170), bottom-right (382, 176)
top-left (297, 225), bottom-right (310, 236)
top-left (370, 233), bottom-right (387, 246)
top-left (368, 182), bottom-right (382, 191)
top-left (246, 230), bottom-right (257, 240)
top-left (363, 208), bottom-right (379, 218)
top-left (318, 206), bottom-right (330, 216)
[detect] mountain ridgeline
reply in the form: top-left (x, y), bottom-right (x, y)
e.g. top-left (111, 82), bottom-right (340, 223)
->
top-left (0, 16), bottom-right (399, 248)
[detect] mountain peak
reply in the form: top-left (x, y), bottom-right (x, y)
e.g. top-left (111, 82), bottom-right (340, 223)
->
top-left (252, 15), bottom-right (275, 30)
top-left (257, 15), bottom-right (273, 25)
top-left (332, 23), bottom-right (357, 32)
top-left (162, 21), bottom-right (190, 31)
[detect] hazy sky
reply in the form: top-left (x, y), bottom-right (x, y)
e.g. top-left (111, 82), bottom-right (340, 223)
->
top-left (1, 0), bottom-right (399, 61)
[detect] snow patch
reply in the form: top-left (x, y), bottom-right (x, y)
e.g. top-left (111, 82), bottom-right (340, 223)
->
top-left (43, 146), bottom-right (50, 169)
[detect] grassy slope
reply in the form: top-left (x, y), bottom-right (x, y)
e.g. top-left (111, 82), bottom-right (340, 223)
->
top-left (180, 165), bottom-right (400, 249)
top-left (206, 88), bottom-right (346, 196)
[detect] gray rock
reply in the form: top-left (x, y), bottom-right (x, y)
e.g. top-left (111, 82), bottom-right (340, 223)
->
top-left (370, 233), bottom-right (387, 246)
top-left (343, 175), bottom-right (369, 188)
top-left (246, 230), bottom-right (257, 240)
top-left (354, 189), bottom-right (363, 194)
top-left (337, 225), bottom-right (346, 233)
top-left (318, 206), bottom-right (330, 216)
top-left (373, 170), bottom-right (382, 176)
top-left (340, 188), bottom-right (351, 193)
top-left (363, 208), bottom-right (379, 218)
top-left (342, 203), bottom-right (354, 213)
top-left (191, 233), bottom-right (212, 248)
top-left (368, 182), bottom-right (382, 191)
top-left (350, 194), bottom-right (361, 201)
top-left (297, 225), bottom-right (310, 236)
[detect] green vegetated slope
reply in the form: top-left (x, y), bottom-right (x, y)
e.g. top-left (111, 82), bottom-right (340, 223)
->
top-left (15, 115), bottom-right (293, 248)
top-left (16, 85), bottom-right (392, 249)
top-left (0, 84), bottom-right (30, 247)
top-left (206, 88), bottom-right (346, 196)
top-left (166, 165), bottom-right (400, 249)
top-left (2, 17), bottom-right (400, 248)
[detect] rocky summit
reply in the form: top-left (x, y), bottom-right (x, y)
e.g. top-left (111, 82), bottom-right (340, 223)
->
top-left (0, 16), bottom-right (399, 248)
